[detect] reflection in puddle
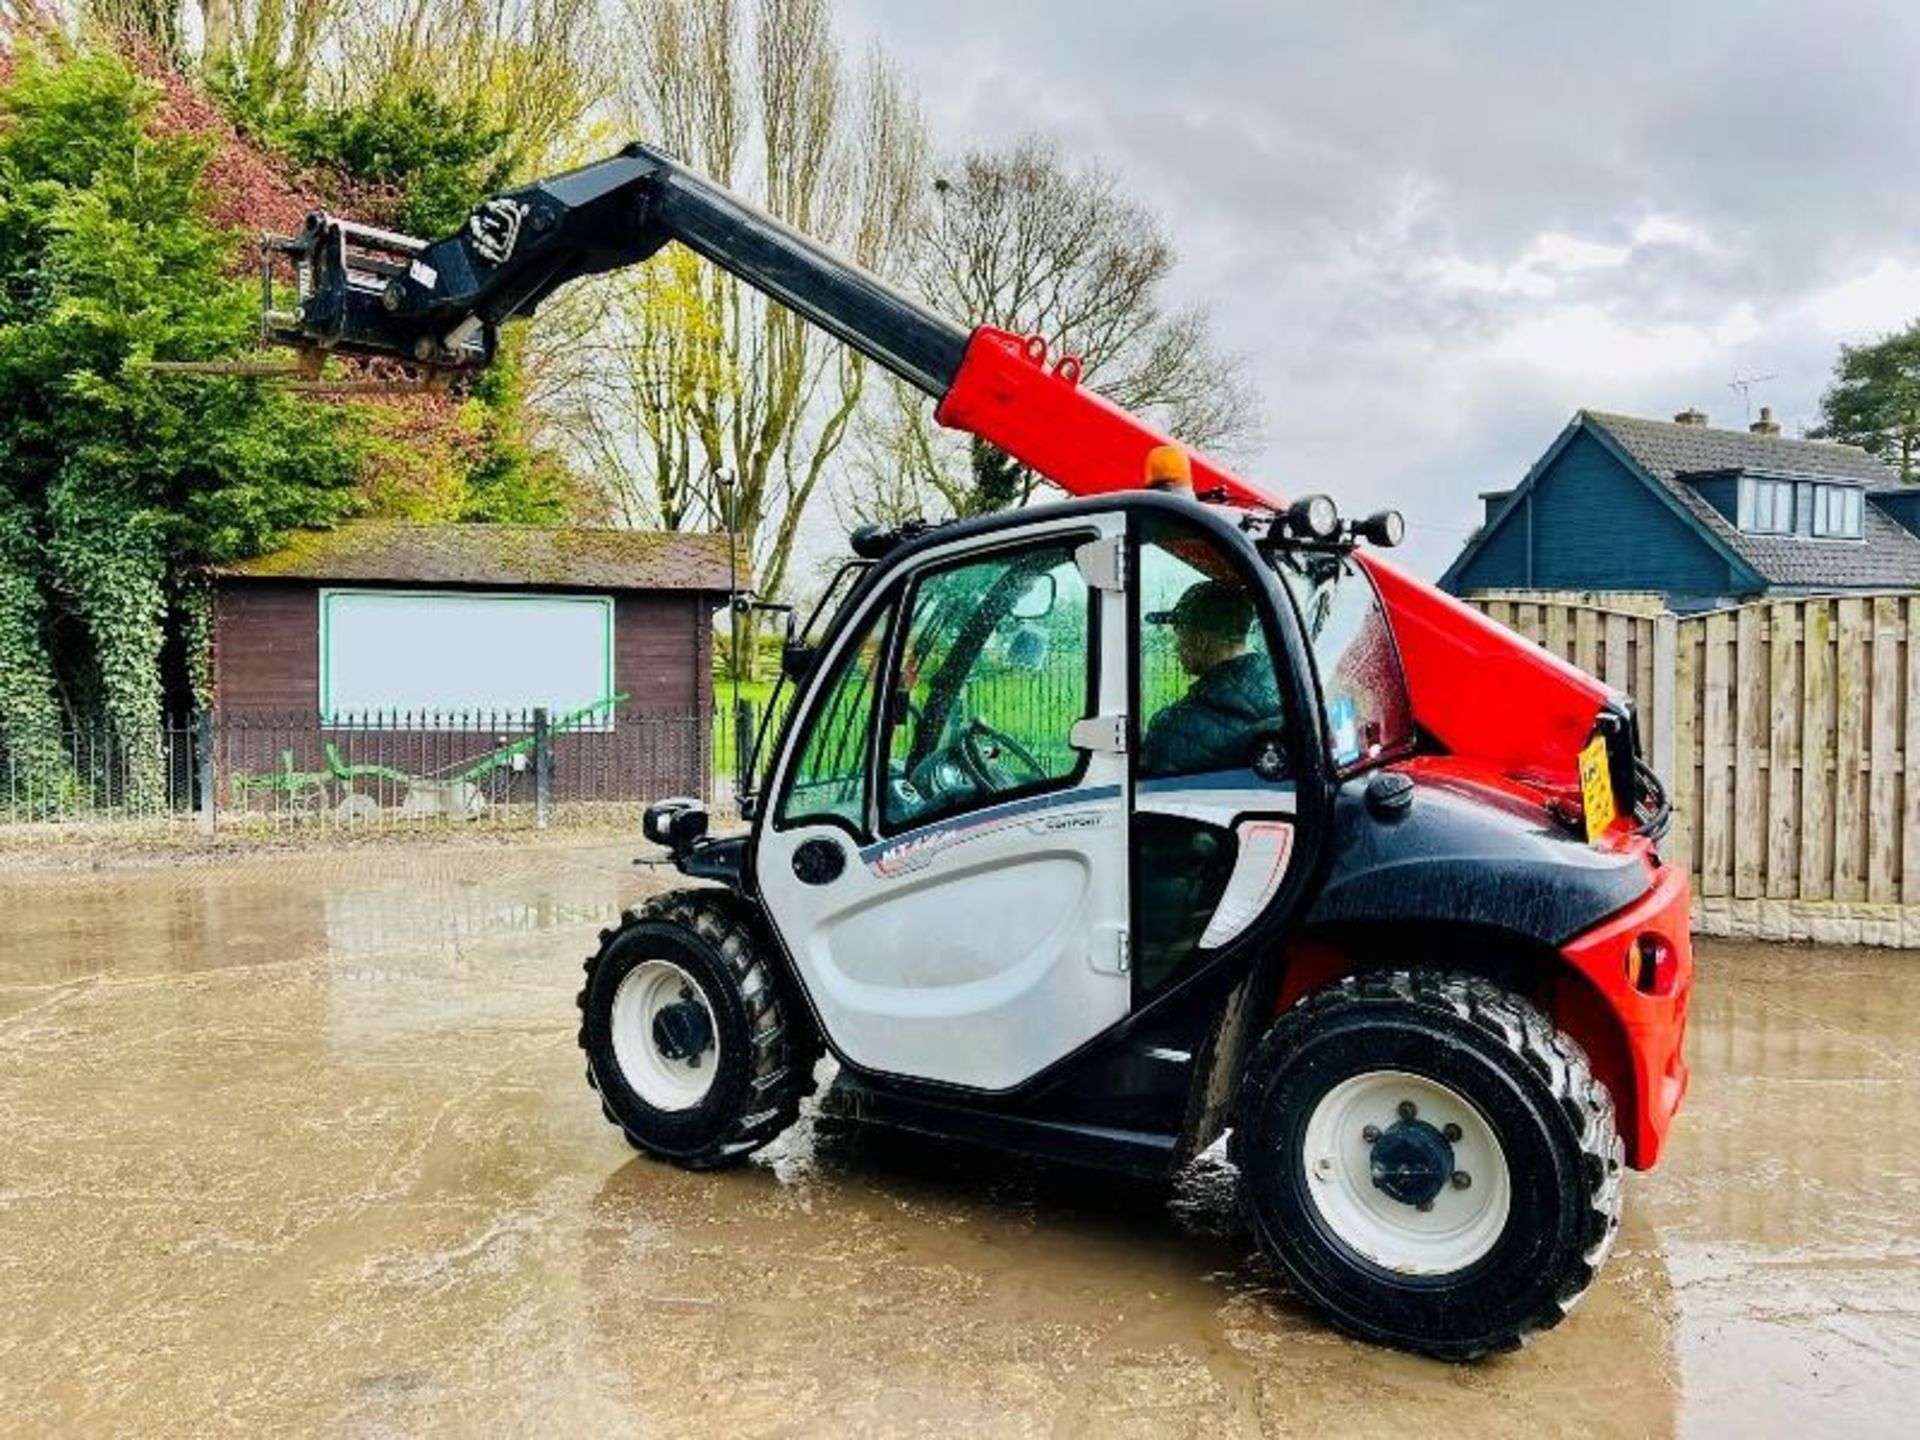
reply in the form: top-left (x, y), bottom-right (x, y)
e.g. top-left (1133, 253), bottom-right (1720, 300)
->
top-left (1645, 943), bottom-right (1920, 1437)
top-left (323, 889), bottom-right (620, 957)
top-left (580, 1083), bottom-right (1681, 1437)
top-left (1, 848), bottom-right (1915, 1435)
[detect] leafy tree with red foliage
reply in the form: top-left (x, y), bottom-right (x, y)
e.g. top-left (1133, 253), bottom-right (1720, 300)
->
top-left (0, 36), bottom-right (360, 797)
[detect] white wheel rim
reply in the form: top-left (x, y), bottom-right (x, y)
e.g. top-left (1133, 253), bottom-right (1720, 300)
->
top-left (1299, 1070), bottom-right (1511, 1276)
top-left (609, 959), bottom-right (720, 1111)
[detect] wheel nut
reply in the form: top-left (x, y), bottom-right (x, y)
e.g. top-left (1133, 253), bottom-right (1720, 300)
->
top-left (1313, 1155), bottom-right (1336, 1180)
top-left (1397, 1100), bottom-right (1417, 1121)
top-left (1416, 1199), bottom-right (1434, 1212)
top-left (1451, 1170), bottom-right (1471, 1190)
top-left (1362, 1124), bottom-right (1381, 1143)
top-left (1443, 1123), bottom-right (1462, 1142)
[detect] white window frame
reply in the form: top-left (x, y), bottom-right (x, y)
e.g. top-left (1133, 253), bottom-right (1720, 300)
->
top-left (318, 588), bottom-right (617, 729)
top-left (1809, 483), bottom-right (1864, 539)
top-left (1740, 477), bottom-right (1794, 535)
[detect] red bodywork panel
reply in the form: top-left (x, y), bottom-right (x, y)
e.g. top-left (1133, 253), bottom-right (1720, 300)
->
top-left (938, 323), bottom-right (1693, 1169)
top-left (1355, 554), bottom-right (1610, 791)
top-left (937, 327), bottom-right (1607, 793)
top-left (1554, 851), bottom-right (1693, 1167)
top-left (936, 327), bottom-right (1282, 508)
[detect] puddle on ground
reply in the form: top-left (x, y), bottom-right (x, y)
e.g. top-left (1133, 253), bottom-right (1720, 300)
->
top-left (1, 847), bottom-right (1913, 1436)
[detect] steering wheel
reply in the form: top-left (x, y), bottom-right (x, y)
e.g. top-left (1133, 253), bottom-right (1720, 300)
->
top-left (959, 719), bottom-right (1047, 791)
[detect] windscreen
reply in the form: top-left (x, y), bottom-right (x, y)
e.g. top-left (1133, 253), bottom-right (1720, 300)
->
top-left (1271, 551), bottom-right (1414, 770)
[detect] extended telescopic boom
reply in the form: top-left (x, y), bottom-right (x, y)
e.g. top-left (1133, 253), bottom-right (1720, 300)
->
top-left (267, 143), bottom-right (969, 396)
top-left (263, 141), bottom-right (1285, 508)
top-left (261, 141), bottom-right (1616, 792)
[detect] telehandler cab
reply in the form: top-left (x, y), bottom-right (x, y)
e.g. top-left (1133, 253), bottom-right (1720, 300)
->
top-left (262, 143), bottom-right (1693, 1359)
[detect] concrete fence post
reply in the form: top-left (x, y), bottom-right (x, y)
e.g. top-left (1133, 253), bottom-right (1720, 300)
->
top-left (1650, 612), bottom-right (1678, 787)
top-left (533, 707), bottom-right (552, 830)
top-left (195, 710), bottom-right (216, 838)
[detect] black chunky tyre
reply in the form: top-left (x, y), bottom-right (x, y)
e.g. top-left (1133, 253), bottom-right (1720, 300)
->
top-left (1230, 971), bottom-right (1623, 1360)
top-left (578, 888), bottom-right (820, 1170)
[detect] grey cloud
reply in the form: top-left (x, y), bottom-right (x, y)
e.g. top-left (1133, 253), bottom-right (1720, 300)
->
top-left (832, 1), bottom-right (1920, 575)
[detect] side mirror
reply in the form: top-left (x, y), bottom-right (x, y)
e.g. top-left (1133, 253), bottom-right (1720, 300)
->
top-left (643, 797), bottom-right (709, 855)
top-left (1009, 572), bottom-right (1056, 621)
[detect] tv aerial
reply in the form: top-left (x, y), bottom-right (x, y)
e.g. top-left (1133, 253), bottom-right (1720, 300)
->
top-left (1727, 371), bottom-right (1778, 424)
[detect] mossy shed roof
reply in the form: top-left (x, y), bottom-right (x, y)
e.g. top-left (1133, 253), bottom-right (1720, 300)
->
top-left (211, 521), bottom-right (738, 592)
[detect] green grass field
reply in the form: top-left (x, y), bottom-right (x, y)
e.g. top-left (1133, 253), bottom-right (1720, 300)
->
top-left (711, 676), bottom-right (787, 779)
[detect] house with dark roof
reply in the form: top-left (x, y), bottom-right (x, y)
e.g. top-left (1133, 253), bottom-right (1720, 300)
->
top-left (1440, 408), bottom-right (1920, 611)
top-left (206, 522), bottom-right (733, 806)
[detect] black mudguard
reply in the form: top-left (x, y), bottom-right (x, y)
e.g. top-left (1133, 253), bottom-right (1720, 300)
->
top-left (1306, 770), bottom-right (1648, 947)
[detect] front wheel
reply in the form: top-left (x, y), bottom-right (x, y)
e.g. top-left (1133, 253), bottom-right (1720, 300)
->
top-left (578, 889), bottom-right (819, 1169)
top-left (1231, 972), bottom-right (1623, 1360)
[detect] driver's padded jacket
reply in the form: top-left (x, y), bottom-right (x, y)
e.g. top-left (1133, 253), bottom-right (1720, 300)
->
top-left (1139, 652), bottom-right (1284, 778)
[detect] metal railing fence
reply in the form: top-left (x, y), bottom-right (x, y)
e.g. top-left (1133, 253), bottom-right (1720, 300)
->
top-left (2, 707), bottom-right (713, 834)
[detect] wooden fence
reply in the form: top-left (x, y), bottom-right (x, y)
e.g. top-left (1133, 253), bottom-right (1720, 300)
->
top-left (1469, 591), bottom-right (1920, 945)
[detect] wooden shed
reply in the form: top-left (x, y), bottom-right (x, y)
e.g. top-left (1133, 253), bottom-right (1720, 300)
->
top-left (205, 521), bottom-right (734, 809)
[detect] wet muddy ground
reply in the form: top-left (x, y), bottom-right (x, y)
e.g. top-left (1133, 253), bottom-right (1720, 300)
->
top-left (1, 844), bottom-right (1912, 1437)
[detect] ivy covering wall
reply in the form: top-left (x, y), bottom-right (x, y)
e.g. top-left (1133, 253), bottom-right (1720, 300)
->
top-left (0, 37), bottom-right (586, 809)
top-left (0, 44), bottom-right (360, 803)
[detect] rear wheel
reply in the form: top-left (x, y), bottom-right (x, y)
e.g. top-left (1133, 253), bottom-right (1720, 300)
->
top-left (1231, 972), bottom-right (1622, 1360)
top-left (579, 889), bottom-right (819, 1169)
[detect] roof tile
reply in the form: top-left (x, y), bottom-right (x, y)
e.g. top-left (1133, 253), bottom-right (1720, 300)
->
top-left (1583, 412), bottom-right (1920, 590)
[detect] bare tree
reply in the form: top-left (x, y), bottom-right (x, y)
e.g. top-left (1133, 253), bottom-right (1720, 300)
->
top-left (534, 0), bottom-right (927, 676)
top-left (852, 135), bottom-right (1262, 521)
top-left (208, 2), bottom-right (333, 103)
top-left (325, 1), bottom-right (608, 173)
top-left (74, 1), bottom-right (183, 55)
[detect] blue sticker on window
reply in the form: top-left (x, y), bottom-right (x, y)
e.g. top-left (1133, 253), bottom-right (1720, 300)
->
top-left (1328, 693), bottom-right (1360, 764)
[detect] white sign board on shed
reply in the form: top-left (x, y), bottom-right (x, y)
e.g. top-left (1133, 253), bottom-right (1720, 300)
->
top-left (320, 589), bottom-right (614, 726)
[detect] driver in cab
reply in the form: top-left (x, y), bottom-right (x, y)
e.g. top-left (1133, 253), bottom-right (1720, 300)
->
top-left (1140, 579), bottom-right (1282, 776)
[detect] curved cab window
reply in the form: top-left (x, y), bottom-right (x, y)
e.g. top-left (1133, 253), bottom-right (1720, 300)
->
top-left (1136, 518), bottom-right (1288, 780)
top-left (1273, 551), bottom-right (1413, 771)
top-left (1132, 516), bottom-right (1292, 997)
top-left (882, 543), bottom-right (1091, 832)
top-left (775, 601), bottom-right (893, 832)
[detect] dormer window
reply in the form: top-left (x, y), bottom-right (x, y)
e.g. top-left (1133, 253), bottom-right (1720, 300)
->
top-left (1738, 477), bottom-right (1794, 534)
top-left (1734, 476), bottom-right (1863, 540)
top-left (1810, 484), bottom-right (1864, 539)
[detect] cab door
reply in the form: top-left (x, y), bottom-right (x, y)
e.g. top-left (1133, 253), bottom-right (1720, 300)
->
top-left (756, 513), bottom-right (1130, 1092)
top-left (1127, 511), bottom-right (1304, 998)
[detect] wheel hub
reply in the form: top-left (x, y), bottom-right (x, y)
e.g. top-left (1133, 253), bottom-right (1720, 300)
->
top-left (651, 996), bottom-right (713, 1063)
top-left (609, 959), bottom-right (722, 1112)
top-left (1368, 1118), bottom-right (1455, 1208)
top-left (1300, 1069), bottom-right (1512, 1275)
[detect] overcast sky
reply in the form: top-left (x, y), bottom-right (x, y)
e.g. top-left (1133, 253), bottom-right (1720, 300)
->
top-left (832, 0), bottom-right (1920, 578)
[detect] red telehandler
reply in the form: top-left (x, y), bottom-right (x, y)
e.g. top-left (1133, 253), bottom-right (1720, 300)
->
top-left (260, 143), bottom-right (1693, 1359)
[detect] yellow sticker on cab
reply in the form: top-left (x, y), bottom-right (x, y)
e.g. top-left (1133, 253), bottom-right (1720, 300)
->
top-left (1577, 735), bottom-right (1616, 841)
